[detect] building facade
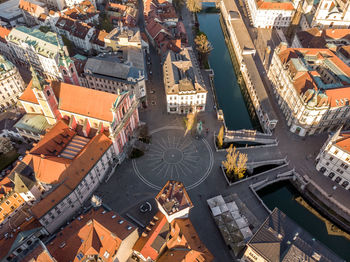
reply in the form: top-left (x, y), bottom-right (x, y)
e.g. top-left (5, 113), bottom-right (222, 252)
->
top-left (19, 0), bottom-right (47, 26)
top-left (6, 26), bottom-right (80, 85)
top-left (55, 16), bottom-right (95, 52)
top-left (268, 43), bottom-right (350, 136)
top-left (312, 0), bottom-right (350, 29)
top-left (243, 208), bottom-right (343, 262)
top-left (0, 55), bottom-right (25, 112)
top-left (83, 49), bottom-right (146, 101)
top-left (245, 0), bottom-right (298, 28)
top-left (316, 128), bottom-right (350, 190)
top-left (0, 26), bottom-right (15, 63)
top-left (163, 47), bottom-right (207, 114)
top-left (18, 69), bottom-right (139, 161)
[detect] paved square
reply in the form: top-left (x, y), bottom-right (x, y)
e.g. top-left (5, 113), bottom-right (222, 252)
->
top-left (132, 126), bottom-right (214, 190)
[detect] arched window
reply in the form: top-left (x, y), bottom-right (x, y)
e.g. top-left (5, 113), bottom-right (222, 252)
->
top-left (62, 69), bottom-right (67, 75)
top-left (46, 90), bottom-right (50, 96)
top-left (70, 67), bottom-right (74, 73)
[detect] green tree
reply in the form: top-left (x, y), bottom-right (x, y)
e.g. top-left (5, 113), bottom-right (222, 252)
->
top-left (217, 125), bottom-right (224, 148)
top-left (39, 26), bottom-right (51, 33)
top-left (194, 33), bottom-right (213, 67)
top-left (98, 12), bottom-right (114, 33)
top-left (186, 0), bottom-right (201, 13)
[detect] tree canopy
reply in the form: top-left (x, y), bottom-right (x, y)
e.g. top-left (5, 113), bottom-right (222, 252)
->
top-left (186, 0), bottom-right (201, 13)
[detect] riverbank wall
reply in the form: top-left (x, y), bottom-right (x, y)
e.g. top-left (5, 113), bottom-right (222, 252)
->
top-left (218, 0), bottom-right (277, 134)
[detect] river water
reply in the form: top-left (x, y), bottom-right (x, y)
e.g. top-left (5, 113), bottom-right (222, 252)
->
top-left (197, 13), bottom-right (254, 130)
top-left (197, 12), bottom-right (350, 260)
top-left (259, 182), bottom-right (350, 261)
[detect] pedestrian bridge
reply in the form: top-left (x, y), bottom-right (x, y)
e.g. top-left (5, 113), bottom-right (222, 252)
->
top-left (224, 129), bottom-right (277, 145)
top-left (217, 142), bottom-right (285, 170)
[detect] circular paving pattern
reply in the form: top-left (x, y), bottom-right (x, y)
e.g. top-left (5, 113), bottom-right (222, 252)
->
top-left (132, 126), bottom-right (214, 190)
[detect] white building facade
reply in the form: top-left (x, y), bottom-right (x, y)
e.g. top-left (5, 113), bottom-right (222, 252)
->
top-left (268, 43), bottom-right (350, 136)
top-left (0, 55), bottom-right (25, 112)
top-left (312, 0), bottom-right (350, 28)
top-left (163, 47), bottom-right (207, 114)
top-left (316, 128), bottom-right (350, 190)
top-left (84, 50), bottom-right (146, 101)
top-left (245, 0), bottom-right (298, 28)
top-left (35, 142), bottom-right (116, 233)
top-left (6, 26), bottom-right (79, 85)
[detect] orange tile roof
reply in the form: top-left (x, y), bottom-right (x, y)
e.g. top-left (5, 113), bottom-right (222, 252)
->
top-left (31, 129), bottom-right (112, 218)
top-left (323, 29), bottom-right (350, 40)
top-left (19, 80), bottom-right (39, 105)
top-left (22, 244), bottom-right (56, 262)
top-left (133, 211), bottom-right (168, 260)
top-left (30, 155), bottom-right (72, 184)
top-left (16, 121), bottom-right (75, 185)
top-left (18, 0), bottom-right (44, 15)
top-left (336, 133), bottom-right (350, 153)
top-left (20, 81), bottom-right (120, 122)
top-left (29, 120), bottom-right (75, 156)
top-left (0, 26), bottom-right (10, 40)
top-left (52, 81), bottom-right (119, 122)
top-left (325, 87), bottom-right (350, 107)
top-left (162, 218), bottom-right (214, 262)
top-left (155, 180), bottom-right (193, 216)
top-left (133, 212), bottom-right (213, 262)
top-left (256, 0), bottom-right (294, 10)
top-left (0, 177), bottom-right (13, 198)
top-left (47, 208), bottom-right (136, 262)
top-left (278, 47), bottom-right (350, 106)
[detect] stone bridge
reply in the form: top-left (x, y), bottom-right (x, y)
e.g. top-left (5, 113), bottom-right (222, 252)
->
top-left (224, 129), bottom-right (277, 145)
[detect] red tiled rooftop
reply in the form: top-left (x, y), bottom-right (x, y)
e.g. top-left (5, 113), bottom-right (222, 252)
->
top-left (256, 0), bottom-right (294, 10)
top-left (47, 208), bottom-right (136, 262)
top-left (133, 211), bottom-right (168, 261)
top-left (20, 80), bottom-right (120, 122)
top-left (31, 124), bottom-right (112, 218)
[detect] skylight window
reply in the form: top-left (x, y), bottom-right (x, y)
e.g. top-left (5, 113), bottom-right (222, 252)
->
top-left (77, 252), bottom-right (84, 261)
